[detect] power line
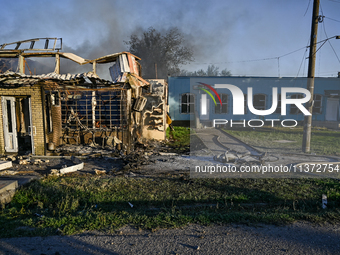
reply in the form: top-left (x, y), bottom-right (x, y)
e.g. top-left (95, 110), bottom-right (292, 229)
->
top-left (304, 0), bottom-right (312, 16)
top-left (327, 0), bottom-right (340, 3)
top-left (296, 44), bottom-right (309, 77)
top-left (190, 46), bottom-right (307, 65)
top-left (324, 17), bottom-right (340, 23)
top-left (320, 3), bottom-right (340, 64)
top-left (278, 47), bottom-right (308, 58)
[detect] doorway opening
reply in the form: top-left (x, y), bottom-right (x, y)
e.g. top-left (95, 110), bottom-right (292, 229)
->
top-left (2, 96), bottom-right (35, 154)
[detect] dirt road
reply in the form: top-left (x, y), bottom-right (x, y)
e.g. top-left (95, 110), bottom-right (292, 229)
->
top-left (0, 222), bottom-right (339, 255)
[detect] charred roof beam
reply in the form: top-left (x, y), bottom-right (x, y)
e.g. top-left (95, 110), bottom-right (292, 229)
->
top-left (0, 38), bottom-right (62, 52)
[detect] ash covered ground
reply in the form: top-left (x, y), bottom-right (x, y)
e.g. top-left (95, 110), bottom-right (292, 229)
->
top-left (0, 137), bottom-right (202, 179)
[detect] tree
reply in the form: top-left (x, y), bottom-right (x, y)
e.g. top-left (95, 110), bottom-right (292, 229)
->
top-left (125, 27), bottom-right (194, 79)
top-left (178, 65), bottom-right (231, 76)
top-left (220, 68), bottom-right (232, 76)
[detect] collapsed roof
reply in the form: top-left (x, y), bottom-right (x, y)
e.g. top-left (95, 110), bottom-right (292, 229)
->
top-left (0, 37), bottom-right (149, 88)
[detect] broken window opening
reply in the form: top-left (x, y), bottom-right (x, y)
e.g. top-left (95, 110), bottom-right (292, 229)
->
top-left (181, 93), bottom-right (195, 114)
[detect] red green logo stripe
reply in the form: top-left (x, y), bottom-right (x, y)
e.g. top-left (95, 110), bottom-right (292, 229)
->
top-left (199, 88), bottom-right (217, 105)
top-left (198, 82), bottom-right (222, 105)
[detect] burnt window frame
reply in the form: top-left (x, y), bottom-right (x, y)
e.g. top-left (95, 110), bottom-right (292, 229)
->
top-left (61, 90), bottom-right (127, 130)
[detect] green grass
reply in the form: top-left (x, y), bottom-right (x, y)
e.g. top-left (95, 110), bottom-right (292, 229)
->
top-left (1, 176), bottom-right (340, 237)
top-left (223, 126), bottom-right (340, 156)
top-left (166, 126), bottom-right (206, 152)
top-left (166, 126), bottom-right (192, 152)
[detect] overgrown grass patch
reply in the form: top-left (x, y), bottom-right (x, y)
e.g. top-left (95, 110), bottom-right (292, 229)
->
top-left (166, 126), bottom-right (194, 152)
top-left (1, 176), bottom-right (339, 237)
top-left (166, 126), bottom-right (191, 146)
top-left (166, 126), bottom-right (206, 151)
top-left (223, 126), bottom-right (340, 156)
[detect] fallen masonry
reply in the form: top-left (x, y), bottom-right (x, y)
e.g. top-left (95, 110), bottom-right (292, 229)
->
top-left (0, 161), bottom-right (12, 170)
top-left (59, 162), bottom-right (84, 175)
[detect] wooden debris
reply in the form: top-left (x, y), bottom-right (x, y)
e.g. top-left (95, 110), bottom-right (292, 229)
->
top-left (95, 169), bottom-right (106, 175)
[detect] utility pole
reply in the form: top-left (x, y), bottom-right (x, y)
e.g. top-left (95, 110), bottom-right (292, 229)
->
top-left (302, 0), bottom-right (320, 153)
top-left (155, 63), bottom-right (158, 79)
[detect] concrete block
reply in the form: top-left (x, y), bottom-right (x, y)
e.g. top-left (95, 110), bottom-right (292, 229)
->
top-left (60, 162), bottom-right (84, 175)
top-left (0, 161), bottom-right (12, 170)
top-left (0, 189), bottom-right (16, 207)
top-left (0, 180), bottom-right (18, 193)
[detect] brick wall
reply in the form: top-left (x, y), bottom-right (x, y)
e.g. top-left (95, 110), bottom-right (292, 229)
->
top-left (0, 85), bottom-right (45, 155)
top-left (46, 104), bottom-right (62, 146)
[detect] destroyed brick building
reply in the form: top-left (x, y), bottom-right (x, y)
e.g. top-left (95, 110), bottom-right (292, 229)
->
top-left (0, 38), bottom-right (168, 155)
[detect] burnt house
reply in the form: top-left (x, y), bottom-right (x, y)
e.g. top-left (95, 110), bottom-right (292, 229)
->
top-left (0, 38), bottom-right (168, 155)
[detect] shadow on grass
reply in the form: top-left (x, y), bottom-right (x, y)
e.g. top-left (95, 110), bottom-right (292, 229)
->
top-left (1, 177), bottom-right (340, 238)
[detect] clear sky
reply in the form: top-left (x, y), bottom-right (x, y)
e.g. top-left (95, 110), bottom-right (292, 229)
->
top-left (1, 0), bottom-right (340, 77)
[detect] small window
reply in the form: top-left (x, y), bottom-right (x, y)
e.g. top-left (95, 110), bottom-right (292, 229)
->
top-left (181, 93), bottom-right (195, 114)
top-left (215, 93), bottom-right (228, 114)
top-left (253, 94), bottom-right (266, 110)
top-left (244, 94), bottom-right (247, 114)
top-left (275, 94), bottom-right (281, 114)
top-left (313, 94), bottom-right (322, 114)
top-left (290, 94), bottom-right (304, 114)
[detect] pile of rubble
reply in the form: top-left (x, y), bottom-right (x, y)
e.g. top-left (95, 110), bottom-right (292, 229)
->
top-left (55, 143), bottom-right (122, 157)
top-left (122, 152), bottom-right (153, 171)
top-left (0, 138), bottom-right (185, 178)
top-left (213, 150), bottom-right (279, 167)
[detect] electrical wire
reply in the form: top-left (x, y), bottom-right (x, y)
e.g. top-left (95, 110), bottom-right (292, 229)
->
top-left (304, 0), bottom-right (312, 16)
top-left (296, 45), bottom-right (309, 77)
top-left (190, 46), bottom-right (308, 66)
top-left (324, 17), bottom-right (340, 23)
top-left (320, 3), bottom-right (340, 64)
top-left (327, 0), bottom-right (340, 3)
top-left (188, 2), bottom-right (339, 76)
